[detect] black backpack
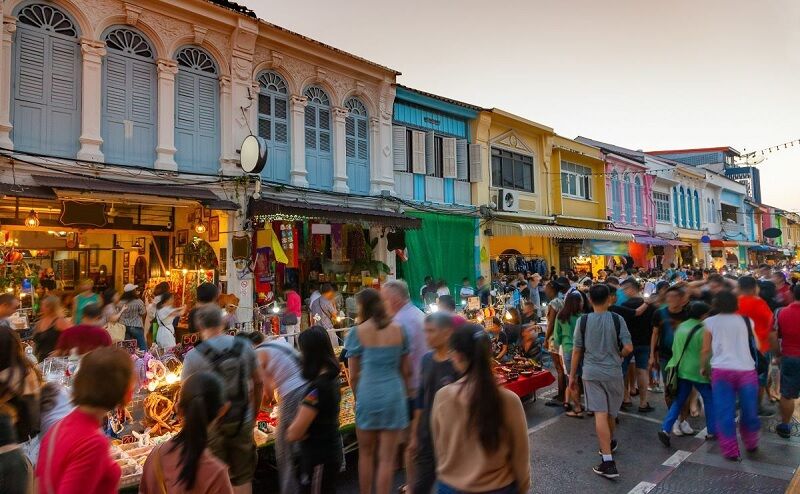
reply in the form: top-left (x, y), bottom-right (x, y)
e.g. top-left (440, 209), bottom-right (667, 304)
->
top-left (195, 339), bottom-right (249, 432)
top-left (579, 312), bottom-right (623, 351)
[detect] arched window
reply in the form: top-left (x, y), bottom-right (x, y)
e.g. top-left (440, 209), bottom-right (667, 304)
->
top-left (303, 87), bottom-right (332, 190)
top-left (693, 190), bottom-right (701, 229)
top-left (623, 175), bottom-right (632, 222)
top-left (679, 187), bottom-right (687, 228)
top-left (686, 188), bottom-right (694, 229)
top-left (12, 3), bottom-right (81, 157)
top-left (610, 172), bottom-right (621, 221)
top-left (174, 46), bottom-right (219, 174)
top-left (634, 176), bottom-right (643, 225)
top-left (257, 71), bottom-right (290, 183)
top-left (711, 199), bottom-right (716, 223)
top-left (102, 27), bottom-right (157, 166)
top-left (344, 98), bottom-right (369, 194)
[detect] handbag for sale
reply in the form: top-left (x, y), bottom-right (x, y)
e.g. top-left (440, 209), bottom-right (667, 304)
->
top-left (665, 323), bottom-right (703, 397)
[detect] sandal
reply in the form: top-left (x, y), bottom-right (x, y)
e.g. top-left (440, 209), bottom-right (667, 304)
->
top-left (638, 404), bottom-right (655, 413)
top-left (565, 410), bottom-right (584, 419)
top-left (630, 389), bottom-right (640, 397)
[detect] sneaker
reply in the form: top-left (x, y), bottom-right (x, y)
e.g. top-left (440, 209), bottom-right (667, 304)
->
top-left (593, 460), bottom-right (620, 479)
top-left (648, 385), bottom-right (663, 394)
top-left (658, 430), bottom-right (671, 447)
top-left (680, 420), bottom-right (694, 435)
top-left (672, 422), bottom-right (684, 436)
top-left (776, 423), bottom-right (792, 439)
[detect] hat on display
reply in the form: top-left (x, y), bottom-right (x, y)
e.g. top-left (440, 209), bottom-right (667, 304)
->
top-left (123, 283), bottom-right (138, 293)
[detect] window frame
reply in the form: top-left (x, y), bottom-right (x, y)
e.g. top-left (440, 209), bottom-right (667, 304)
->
top-left (490, 147), bottom-right (534, 193)
top-left (654, 191), bottom-right (671, 222)
top-left (560, 160), bottom-right (592, 200)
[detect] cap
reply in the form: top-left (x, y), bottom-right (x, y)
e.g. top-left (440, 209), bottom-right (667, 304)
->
top-left (123, 283), bottom-right (138, 293)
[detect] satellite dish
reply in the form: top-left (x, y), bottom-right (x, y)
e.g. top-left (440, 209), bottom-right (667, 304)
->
top-left (239, 135), bottom-right (268, 174)
top-left (764, 227), bottom-right (782, 239)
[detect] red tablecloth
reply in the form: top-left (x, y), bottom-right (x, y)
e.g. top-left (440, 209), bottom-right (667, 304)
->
top-left (502, 370), bottom-right (555, 397)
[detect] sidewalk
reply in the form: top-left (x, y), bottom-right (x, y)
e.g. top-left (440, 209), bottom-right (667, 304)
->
top-left (635, 417), bottom-right (799, 494)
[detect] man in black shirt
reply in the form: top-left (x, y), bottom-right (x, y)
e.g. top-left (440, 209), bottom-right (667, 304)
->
top-left (620, 279), bottom-right (656, 412)
top-left (409, 313), bottom-right (458, 494)
top-left (187, 282), bottom-right (219, 333)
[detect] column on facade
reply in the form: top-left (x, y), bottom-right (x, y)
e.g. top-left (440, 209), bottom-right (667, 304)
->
top-left (369, 116), bottom-right (381, 194)
top-left (217, 76), bottom-right (231, 170)
top-left (332, 106), bottom-right (349, 193)
top-left (686, 188), bottom-right (694, 229)
top-left (289, 95), bottom-right (308, 187)
top-left (154, 59), bottom-right (178, 171)
top-left (75, 39), bottom-right (106, 161)
top-left (0, 17), bottom-right (16, 149)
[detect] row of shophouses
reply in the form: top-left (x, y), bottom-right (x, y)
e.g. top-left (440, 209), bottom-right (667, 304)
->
top-left (0, 0), bottom-right (797, 311)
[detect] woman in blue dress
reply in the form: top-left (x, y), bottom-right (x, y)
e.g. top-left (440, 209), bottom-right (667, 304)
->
top-left (345, 288), bottom-right (410, 494)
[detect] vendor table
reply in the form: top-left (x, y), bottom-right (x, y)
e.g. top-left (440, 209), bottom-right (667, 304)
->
top-left (502, 370), bottom-right (555, 399)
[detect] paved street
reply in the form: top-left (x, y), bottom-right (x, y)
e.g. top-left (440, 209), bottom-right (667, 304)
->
top-left (256, 379), bottom-right (799, 493)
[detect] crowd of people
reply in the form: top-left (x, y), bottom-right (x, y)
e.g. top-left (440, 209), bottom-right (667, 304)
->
top-left (0, 260), bottom-right (797, 492)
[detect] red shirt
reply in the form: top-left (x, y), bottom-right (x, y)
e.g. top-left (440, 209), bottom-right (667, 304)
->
top-left (778, 302), bottom-right (800, 357)
top-left (738, 295), bottom-right (774, 353)
top-left (36, 409), bottom-right (121, 494)
top-left (286, 290), bottom-right (302, 318)
top-left (55, 324), bottom-right (112, 355)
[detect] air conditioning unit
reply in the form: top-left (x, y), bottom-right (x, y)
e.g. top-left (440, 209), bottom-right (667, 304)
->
top-left (498, 189), bottom-right (520, 212)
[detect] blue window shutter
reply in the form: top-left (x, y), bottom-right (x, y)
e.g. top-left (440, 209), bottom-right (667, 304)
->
top-left (12, 24), bottom-right (80, 157)
top-left (304, 88), bottom-right (333, 190)
top-left (345, 110), bottom-right (369, 195)
top-left (174, 69), bottom-right (219, 174)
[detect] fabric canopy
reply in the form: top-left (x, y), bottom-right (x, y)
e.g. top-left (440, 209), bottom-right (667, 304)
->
top-left (633, 235), bottom-right (670, 246)
top-left (399, 212), bottom-right (476, 305)
top-left (249, 198), bottom-right (421, 229)
top-left (492, 222), bottom-right (634, 242)
top-left (710, 240), bottom-right (738, 247)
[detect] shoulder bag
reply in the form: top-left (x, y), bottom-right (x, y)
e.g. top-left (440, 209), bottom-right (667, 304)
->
top-left (665, 323), bottom-right (703, 397)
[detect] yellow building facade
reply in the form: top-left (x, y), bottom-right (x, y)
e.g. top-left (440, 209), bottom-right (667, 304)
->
top-left (471, 110), bottom-right (631, 279)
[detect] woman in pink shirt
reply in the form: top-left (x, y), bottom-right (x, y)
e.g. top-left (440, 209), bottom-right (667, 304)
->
top-left (36, 347), bottom-right (134, 494)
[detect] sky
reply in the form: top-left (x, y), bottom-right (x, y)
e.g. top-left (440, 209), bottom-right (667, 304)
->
top-left (244, 0), bottom-right (800, 210)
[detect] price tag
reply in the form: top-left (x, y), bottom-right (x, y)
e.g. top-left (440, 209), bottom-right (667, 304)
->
top-left (115, 340), bottom-right (138, 355)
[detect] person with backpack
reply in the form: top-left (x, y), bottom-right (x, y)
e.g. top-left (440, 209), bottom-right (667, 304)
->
top-left (658, 302), bottom-right (716, 447)
top-left (569, 284), bottom-right (633, 479)
top-left (181, 306), bottom-right (264, 493)
top-left (701, 290), bottom-right (761, 461)
top-left (254, 332), bottom-right (307, 494)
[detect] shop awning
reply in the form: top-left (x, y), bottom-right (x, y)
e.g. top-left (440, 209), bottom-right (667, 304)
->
top-left (249, 198), bottom-right (422, 229)
top-left (709, 240), bottom-right (738, 247)
top-left (492, 222), bottom-right (634, 241)
top-left (633, 235), bottom-right (670, 246)
top-left (0, 182), bottom-right (57, 200)
top-left (749, 244), bottom-right (778, 252)
top-left (737, 241), bottom-right (759, 247)
top-left (30, 175), bottom-right (229, 208)
top-left (668, 240), bottom-right (690, 247)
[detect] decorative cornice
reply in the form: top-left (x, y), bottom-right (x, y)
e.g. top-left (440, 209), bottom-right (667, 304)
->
top-left (193, 26), bottom-right (208, 45)
top-left (124, 3), bottom-right (143, 26)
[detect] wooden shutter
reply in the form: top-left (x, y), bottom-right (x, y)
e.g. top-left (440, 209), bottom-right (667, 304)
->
top-left (392, 125), bottom-right (407, 171)
top-left (13, 28), bottom-right (47, 153)
top-left (469, 143), bottom-right (483, 183)
top-left (425, 131), bottom-right (435, 175)
top-left (443, 137), bottom-right (457, 178)
top-left (456, 139), bottom-right (468, 180)
top-left (102, 55), bottom-right (129, 163)
top-left (411, 130), bottom-right (426, 174)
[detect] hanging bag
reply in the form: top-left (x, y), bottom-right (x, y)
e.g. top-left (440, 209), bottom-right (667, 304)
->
top-left (664, 323), bottom-right (703, 398)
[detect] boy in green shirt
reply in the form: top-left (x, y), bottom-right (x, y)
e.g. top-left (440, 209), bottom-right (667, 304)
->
top-left (658, 301), bottom-right (716, 447)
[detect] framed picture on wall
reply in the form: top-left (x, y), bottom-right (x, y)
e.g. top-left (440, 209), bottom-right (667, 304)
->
top-left (219, 248), bottom-right (227, 276)
top-left (203, 207), bottom-right (212, 219)
top-left (177, 230), bottom-right (188, 246)
top-left (123, 269), bottom-right (129, 282)
top-left (90, 245), bottom-right (99, 267)
top-left (123, 251), bottom-right (130, 268)
top-left (209, 216), bottom-right (220, 242)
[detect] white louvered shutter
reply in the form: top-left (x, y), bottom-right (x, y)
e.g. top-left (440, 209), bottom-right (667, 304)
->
top-left (456, 139), bottom-right (468, 180)
top-left (443, 137), bottom-right (457, 178)
top-left (411, 130), bottom-right (426, 174)
top-left (469, 143), bottom-right (483, 183)
top-left (392, 125), bottom-right (407, 171)
top-left (425, 131), bottom-right (435, 175)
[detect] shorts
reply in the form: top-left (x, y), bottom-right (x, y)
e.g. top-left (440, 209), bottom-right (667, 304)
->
top-left (208, 418), bottom-right (257, 486)
top-left (781, 356), bottom-right (800, 400)
top-left (562, 351), bottom-right (582, 377)
top-left (623, 345), bottom-right (651, 373)
top-left (759, 351), bottom-right (773, 387)
top-left (583, 379), bottom-right (624, 417)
